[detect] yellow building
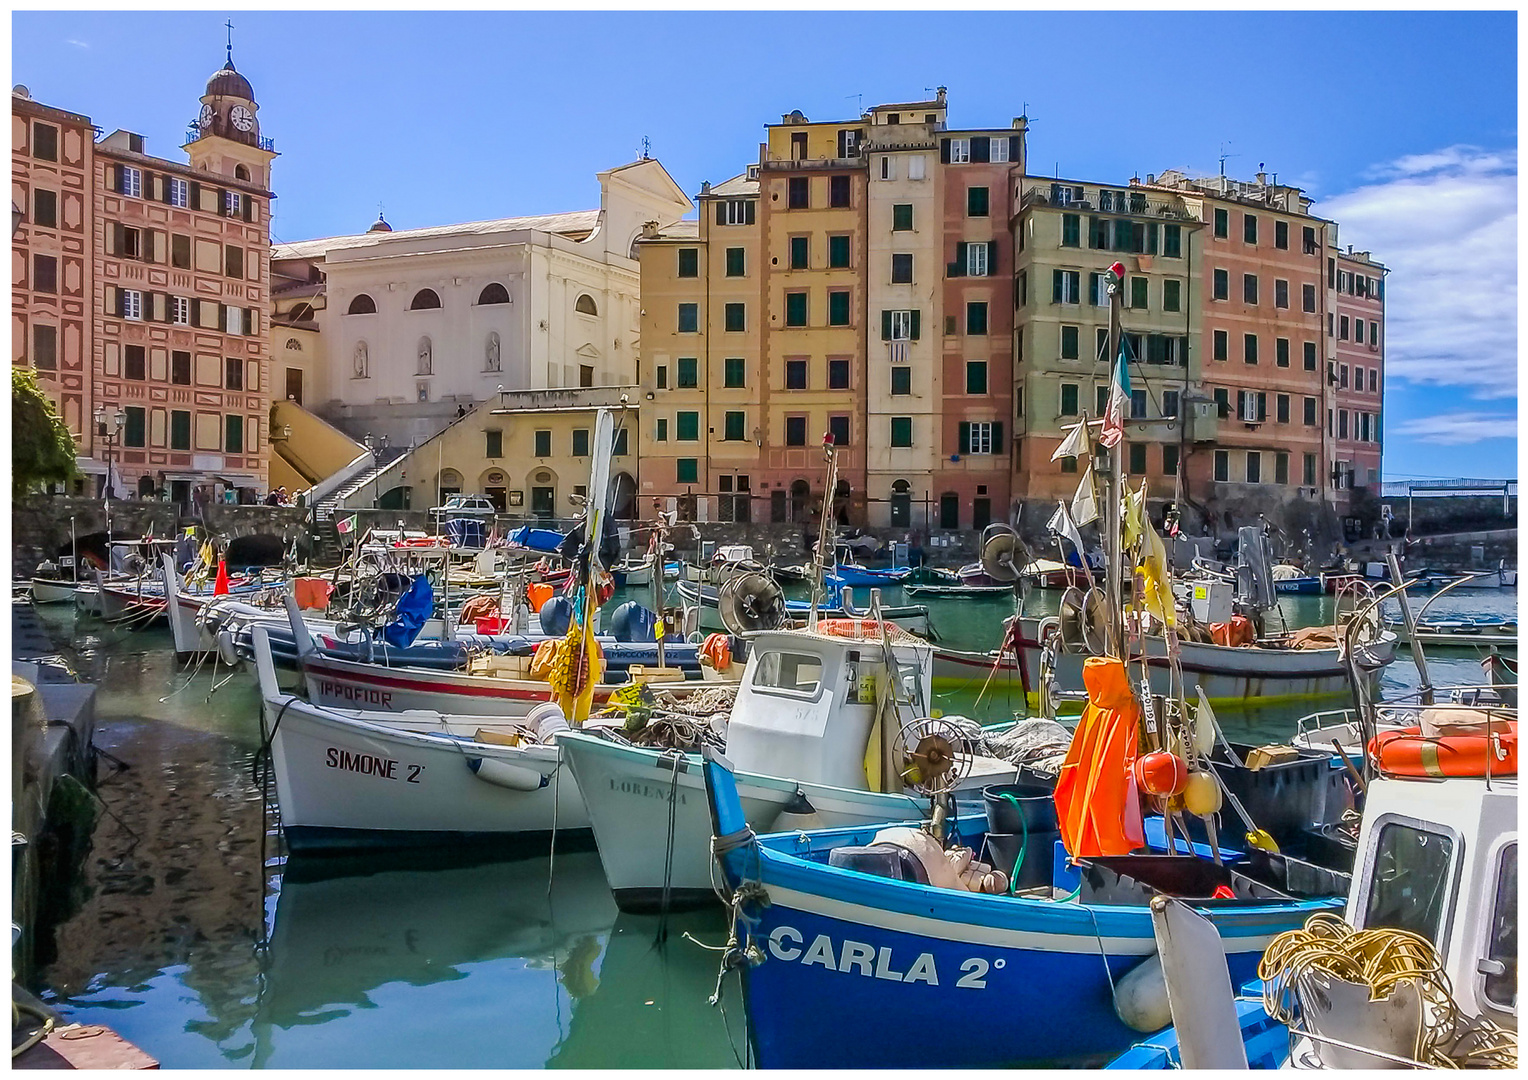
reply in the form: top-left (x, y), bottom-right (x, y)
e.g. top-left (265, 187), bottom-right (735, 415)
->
top-left (337, 387), bottom-right (638, 521)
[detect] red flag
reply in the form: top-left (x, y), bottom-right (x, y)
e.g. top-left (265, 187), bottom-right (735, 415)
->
top-left (213, 559), bottom-right (230, 596)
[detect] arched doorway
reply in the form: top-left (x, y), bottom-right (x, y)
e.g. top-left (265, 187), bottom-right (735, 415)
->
top-left (137, 476), bottom-right (156, 498)
top-left (480, 467), bottom-right (510, 513)
top-left (789, 479), bottom-right (811, 523)
top-left (528, 467), bottom-right (557, 521)
top-left (436, 468), bottom-right (463, 503)
top-left (611, 472), bottom-right (637, 520)
top-left (379, 486), bottom-right (410, 510)
top-left (890, 480), bottom-right (912, 527)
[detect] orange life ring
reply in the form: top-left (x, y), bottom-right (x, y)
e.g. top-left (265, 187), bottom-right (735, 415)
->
top-left (1370, 722), bottom-right (1517, 778)
top-left (700, 632), bottom-right (732, 670)
top-left (815, 618), bottom-right (891, 640)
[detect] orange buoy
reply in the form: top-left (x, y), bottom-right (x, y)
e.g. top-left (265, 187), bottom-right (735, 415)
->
top-left (1132, 750), bottom-right (1188, 797)
top-left (1370, 722), bottom-right (1517, 778)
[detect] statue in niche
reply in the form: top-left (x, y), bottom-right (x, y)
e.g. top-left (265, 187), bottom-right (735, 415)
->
top-left (486, 331), bottom-right (501, 372)
top-left (353, 340), bottom-right (369, 378)
top-left (418, 336), bottom-right (433, 375)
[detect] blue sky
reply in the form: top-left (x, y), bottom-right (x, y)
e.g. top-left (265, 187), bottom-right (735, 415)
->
top-left (14, 10), bottom-right (1517, 480)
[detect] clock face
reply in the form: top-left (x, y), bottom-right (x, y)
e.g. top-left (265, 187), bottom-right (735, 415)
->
top-left (230, 105), bottom-right (255, 132)
top-left (199, 104), bottom-right (214, 129)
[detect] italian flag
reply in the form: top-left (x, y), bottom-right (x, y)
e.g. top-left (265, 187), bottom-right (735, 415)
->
top-left (1099, 339), bottom-right (1131, 449)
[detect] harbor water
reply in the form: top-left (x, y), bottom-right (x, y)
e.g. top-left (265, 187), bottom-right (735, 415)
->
top-left (24, 585), bottom-right (1515, 1068)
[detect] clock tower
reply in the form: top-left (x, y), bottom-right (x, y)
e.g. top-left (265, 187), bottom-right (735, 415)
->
top-left (185, 44), bottom-right (275, 188)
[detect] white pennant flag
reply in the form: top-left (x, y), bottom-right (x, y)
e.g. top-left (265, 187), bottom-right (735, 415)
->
top-left (1050, 420), bottom-right (1090, 462)
top-left (1047, 500), bottom-right (1088, 567)
top-left (1070, 467), bottom-right (1099, 527)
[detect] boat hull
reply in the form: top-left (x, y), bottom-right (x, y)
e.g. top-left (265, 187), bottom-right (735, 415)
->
top-left (29, 578), bottom-right (79, 604)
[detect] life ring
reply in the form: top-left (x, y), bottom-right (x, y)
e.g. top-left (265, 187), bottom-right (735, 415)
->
top-left (1370, 722), bottom-right (1517, 778)
top-left (815, 618), bottom-right (892, 640)
top-left (700, 632), bottom-right (732, 670)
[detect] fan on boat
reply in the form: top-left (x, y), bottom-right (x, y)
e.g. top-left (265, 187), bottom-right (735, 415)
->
top-left (1058, 585), bottom-right (1108, 654)
top-left (717, 572), bottom-right (789, 635)
top-left (892, 716), bottom-right (974, 796)
top-left (980, 525), bottom-right (1025, 584)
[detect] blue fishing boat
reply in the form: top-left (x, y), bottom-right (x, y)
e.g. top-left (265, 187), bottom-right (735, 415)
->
top-left (826, 563), bottom-right (912, 587)
top-left (700, 751), bottom-right (1345, 1069)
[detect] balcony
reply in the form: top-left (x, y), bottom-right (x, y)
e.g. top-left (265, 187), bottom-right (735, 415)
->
top-left (1020, 186), bottom-right (1195, 222)
top-left (887, 340), bottom-right (909, 364)
top-left (761, 153), bottom-right (864, 172)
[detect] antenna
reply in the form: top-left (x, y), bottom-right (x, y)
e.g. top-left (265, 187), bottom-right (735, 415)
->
top-left (638, 135), bottom-right (651, 160)
top-left (845, 92), bottom-right (864, 116)
top-left (225, 18), bottom-right (234, 64)
top-left (1218, 142), bottom-right (1239, 177)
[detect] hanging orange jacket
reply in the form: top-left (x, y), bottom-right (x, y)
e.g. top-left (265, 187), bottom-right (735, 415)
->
top-left (293, 577), bottom-right (335, 611)
top-left (1053, 656), bottom-right (1145, 859)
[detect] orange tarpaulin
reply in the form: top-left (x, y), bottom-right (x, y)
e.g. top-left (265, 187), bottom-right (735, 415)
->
top-left (213, 560), bottom-right (230, 597)
top-left (1054, 656), bottom-right (1145, 858)
top-left (293, 577), bottom-right (335, 612)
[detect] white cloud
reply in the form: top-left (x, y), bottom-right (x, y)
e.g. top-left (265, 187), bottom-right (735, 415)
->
top-left (65, 38), bottom-right (89, 49)
top-left (1389, 412), bottom-right (1517, 445)
top-left (1319, 145), bottom-right (1516, 399)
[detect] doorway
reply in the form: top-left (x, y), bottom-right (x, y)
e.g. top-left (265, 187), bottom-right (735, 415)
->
top-left (973, 498), bottom-right (992, 531)
top-left (890, 481), bottom-right (911, 528)
top-left (286, 367), bottom-right (304, 405)
top-left (531, 487), bottom-right (555, 520)
top-left (789, 479), bottom-right (811, 523)
top-left (939, 493), bottom-right (960, 530)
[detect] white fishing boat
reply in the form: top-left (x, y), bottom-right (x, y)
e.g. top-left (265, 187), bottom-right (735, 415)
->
top-left (28, 573), bottom-right (80, 604)
top-left (675, 578), bottom-right (934, 638)
top-left (251, 626), bottom-right (589, 852)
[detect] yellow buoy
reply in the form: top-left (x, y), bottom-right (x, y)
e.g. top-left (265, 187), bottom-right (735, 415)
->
top-left (1181, 770), bottom-right (1222, 816)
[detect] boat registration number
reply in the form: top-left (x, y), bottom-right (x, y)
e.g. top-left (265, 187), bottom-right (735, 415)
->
top-left (765, 925), bottom-right (995, 988)
top-left (315, 678), bottom-right (394, 708)
top-left (326, 747), bottom-right (423, 783)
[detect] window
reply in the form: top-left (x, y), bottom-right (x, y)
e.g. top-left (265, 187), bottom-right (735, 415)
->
top-left (1361, 412), bottom-right (1371, 442)
top-left (1163, 279), bottom-right (1181, 312)
top-left (891, 253), bottom-right (914, 284)
top-left (655, 418), bottom-right (668, 442)
top-left (1098, 385), bottom-right (1112, 416)
top-left (1213, 207), bottom-right (1228, 238)
top-left (656, 365), bottom-right (668, 389)
top-left (1355, 319), bottom-right (1365, 344)
top-left (725, 247), bottom-right (745, 277)
top-left (754, 650), bottom-right (823, 696)
top-left (1339, 410), bottom-right (1349, 440)
top-left (785, 359), bottom-right (807, 389)
top-left (1213, 329), bottom-right (1228, 361)
top-left (1363, 821), bottom-right (1457, 944)
top-left (1061, 214), bottom-right (1080, 247)
top-left (1339, 363), bottom-right (1349, 388)
top-left (1051, 324), bottom-right (1077, 362)
top-left (963, 421), bottom-right (998, 455)
top-left (721, 199), bottom-right (754, 225)
top-left (828, 358), bottom-right (850, 389)
top-left (892, 203), bottom-right (913, 231)
top-left (119, 406), bottom-right (146, 448)
top-left (1213, 268), bottom-right (1228, 300)
top-left (169, 410), bottom-right (190, 451)
top-left (788, 177), bottom-right (808, 209)
top-left (1243, 213), bottom-right (1258, 245)
top-left (1163, 223), bottom-right (1182, 258)
top-left (1276, 393), bottom-right (1290, 424)
top-left (32, 254), bottom-right (57, 293)
top-left (1162, 444), bottom-right (1179, 476)
top-left (1303, 453), bottom-right (1317, 486)
top-left (1304, 341), bottom-right (1317, 371)
top-left (1052, 270), bottom-right (1080, 304)
top-left (224, 414), bottom-right (243, 453)
top-left (1369, 368), bottom-right (1378, 393)
top-left (949, 138), bottom-right (971, 164)
top-left (32, 189), bottom-right (57, 229)
top-left (226, 306), bottom-right (246, 336)
top-left (1089, 272), bottom-right (1108, 307)
top-left (724, 357), bottom-right (745, 388)
top-left (1246, 451), bottom-right (1261, 483)
top-left (120, 166), bottom-right (142, 198)
top-left (164, 176), bottom-right (189, 208)
top-left (1304, 225), bottom-right (1319, 255)
top-left (32, 122), bottom-right (58, 161)
top-left (677, 411), bottom-right (700, 441)
top-left (1128, 442), bottom-right (1147, 475)
top-left (966, 243), bottom-right (989, 277)
top-left (1060, 383), bottom-right (1079, 416)
top-left (678, 303), bottom-right (698, 333)
top-left (116, 343), bottom-right (143, 380)
top-left (880, 156), bottom-right (893, 181)
top-left (1339, 315), bottom-right (1349, 340)
top-left (572, 428), bottom-right (590, 456)
top-left (789, 235), bottom-right (809, 270)
top-left (121, 289), bottom-right (143, 320)
top-left (1213, 387), bottom-right (1230, 418)
top-left (784, 292), bottom-right (808, 327)
top-left (828, 289), bottom-right (851, 326)
top-left (223, 190), bottom-right (241, 217)
top-left (724, 303), bottom-right (745, 332)
top-left (225, 244), bottom-right (244, 279)
top-left (828, 414), bottom-right (850, 446)
top-left (1270, 337), bottom-right (1288, 369)
top-left (1484, 843), bottom-right (1517, 1011)
top-left (31, 324), bottom-right (57, 370)
top-left (1303, 396), bottom-right (1317, 426)
top-left (829, 175), bottom-right (850, 208)
top-left (1244, 333), bottom-right (1258, 365)
top-left (966, 301), bottom-right (988, 335)
top-left (966, 360), bottom-right (988, 394)
top-left (1130, 276), bottom-right (1148, 309)
top-left (613, 429), bottom-right (630, 456)
top-left (890, 417), bottom-right (913, 447)
top-left (785, 416), bottom-right (807, 445)
top-left (171, 234), bottom-right (191, 270)
top-left (885, 309), bottom-right (917, 341)
top-left (677, 248), bottom-right (698, 277)
top-left (677, 357), bottom-right (698, 388)
top-left (890, 366), bottom-right (911, 398)
top-left (167, 350), bottom-right (190, 385)
top-left (908, 156), bottom-right (926, 180)
top-left (1088, 216), bottom-right (1109, 249)
top-left (1275, 279), bottom-right (1289, 308)
top-left (1214, 449), bottom-right (1229, 482)
top-left (828, 234), bottom-right (850, 268)
top-left (967, 186), bottom-right (989, 217)
top-left (166, 295), bottom-right (189, 325)
top-left (676, 458), bottom-right (698, 484)
top-left (527, 429), bottom-right (547, 457)
top-left (409, 289), bottom-right (441, 310)
top-left (724, 411), bottom-right (746, 441)
top-left (1243, 274), bottom-right (1258, 304)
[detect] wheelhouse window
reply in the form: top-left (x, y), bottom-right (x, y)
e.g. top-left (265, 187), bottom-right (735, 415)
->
top-left (1484, 842), bottom-right (1516, 1012)
top-left (1362, 820), bottom-right (1457, 945)
top-left (753, 651), bottom-right (823, 697)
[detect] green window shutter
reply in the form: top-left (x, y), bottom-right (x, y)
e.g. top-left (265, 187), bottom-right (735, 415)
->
top-left (829, 290), bottom-right (850, 326)
top-left (992, 422), bottom-right (1003, 451)
top-left (882, 310), bottom-right (893, 341)
top-left (890, 417), bottom-right (912, 447)
top-left (676, 458), bottom-right (697, 484)
top-left (909, 310), bottom-right (920, 340)
top-left (967, 186), bottom-right (989, 216)
top-left (1009, 135), bottom-right (1021, 163)
top-left (949, 241), bottom-right (967, 277)
top-left (971, 136), bottom-right (990, 163)
top-left (725, 412), bottom-right (745, 441)
top-left (745, 201), bottom-right (755, 225)
top-left (677, 411), bottom-right (699, 441)
top-left (958, 422), bottom-right (971, 454)
top-left (940, 139), bottom-right (951, 163)
top-left (715, 201), bottom-right (726, 226)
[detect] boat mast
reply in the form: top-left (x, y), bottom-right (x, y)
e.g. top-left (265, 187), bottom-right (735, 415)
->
top-left (808, 433), bottom-right (840, 630)
top-left (1104, 262), bottom-right (1126, 656)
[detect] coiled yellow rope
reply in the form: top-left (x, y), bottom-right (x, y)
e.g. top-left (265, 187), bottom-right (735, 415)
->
top-left (1259, 912), bottom-right (1516, 1068)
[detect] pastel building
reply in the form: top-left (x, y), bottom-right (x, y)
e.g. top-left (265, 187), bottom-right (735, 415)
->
top-left (1330, 244), bottom-right (1387, 502)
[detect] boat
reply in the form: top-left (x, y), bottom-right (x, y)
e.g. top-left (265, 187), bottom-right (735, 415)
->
top-left (1484, 650), bottom-right (1517, 706)
top-left (826, 562), bottom-right (911, 587)
top-left (610, 553), bottom-right (654, 587)
top-left (697, 746), bottom-right (1347, 1068)
top-left (28, 573), bottom-right (80, 605)
top-left (1271, 563), bottom-right (1322, 595)
top-left (560, 621), bottom-right (1021, 913)
top-left (675, 578), bottom-right (933, 639)
top-left (1390, 614), bottom-right (1517, 653)
top-left (904, 579), bottom-right (1012, 598)
top-left (1446, 560), bottom-right (1516, 590)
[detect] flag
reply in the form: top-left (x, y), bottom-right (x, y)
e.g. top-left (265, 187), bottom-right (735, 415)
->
top-left (1099, 339), bottom-right (1131, 448)
top-left (1070, 468), bottom-right (1099, 527)
top-left (213, 559), bottom-right (230, 596)
top-left (1051, 419), bottom-right (1090, 463)
top-left (183, 525), bottom-right (197, 537)
top-left (335, 514), bottom-right (358, 536)
top-left (1047, 501), bottom-right (1087, 567)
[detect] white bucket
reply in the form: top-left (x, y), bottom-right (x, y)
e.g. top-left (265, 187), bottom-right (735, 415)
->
top-left (527, 701), bottom-right (569, 742)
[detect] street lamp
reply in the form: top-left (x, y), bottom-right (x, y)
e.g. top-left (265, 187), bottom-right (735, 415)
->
top-left (363, 432), bottom-right (389, 509)
top-left (95, 406), bottom-right (125, 544)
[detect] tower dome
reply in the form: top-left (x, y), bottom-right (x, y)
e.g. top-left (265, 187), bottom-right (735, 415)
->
top-left (367, 212), bottom-right (393, 234)
top-left (205, 59), bottom-right (254, 103)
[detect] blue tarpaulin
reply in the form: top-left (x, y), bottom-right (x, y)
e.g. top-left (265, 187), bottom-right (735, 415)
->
top-left (506, 525), bottom-right (565, 553)
top-left (383, 574), bottom-right (435, 648)
top-left (444, 518), bottom-right (486, 548)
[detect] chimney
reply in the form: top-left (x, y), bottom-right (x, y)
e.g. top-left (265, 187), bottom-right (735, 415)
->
top-left (700, 180), bottom-right (711, 196)
top-left (640, 220), bottom-right (660, 239)
top-left (936, 86), bottom-right (947, 105)
top-left (1256, 163), bottom-right (1267, 185)
top-left (1146, 173), bottom-right (1155, 186)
